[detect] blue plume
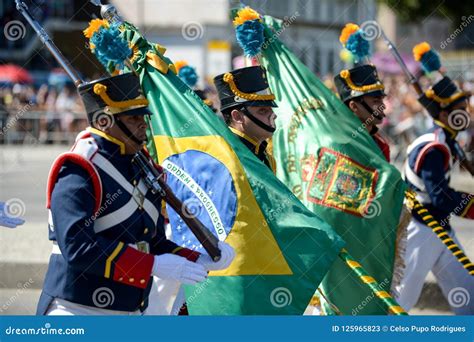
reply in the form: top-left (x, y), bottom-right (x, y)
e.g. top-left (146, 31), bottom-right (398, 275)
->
top-left (235, 19), bottom-right (265, 57)
top-left (420, 50), bottom-right (441, 73)
top-left (178, 65), bottom-right (198, 88)
top-left (91, 23), bottom-right (131, 70)
top-left (345, 30), bottom-right (370, 61)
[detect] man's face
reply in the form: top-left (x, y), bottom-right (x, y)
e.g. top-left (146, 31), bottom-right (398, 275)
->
top-left (117, 114), bottom-right (148, 143)
top-left (350, 95), bottom-right (386, 131)
top-left (101, 113), bottom-right (148, 151)
top-left (240, 106), bottom-right (276, 141)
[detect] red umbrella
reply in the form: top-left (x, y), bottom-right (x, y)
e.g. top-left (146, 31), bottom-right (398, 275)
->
top-left (0, 64), bottom-right (33, 84)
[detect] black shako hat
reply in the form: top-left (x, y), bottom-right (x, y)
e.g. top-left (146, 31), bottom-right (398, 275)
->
top-left (418, 76), bottom-right (469, 118)
top-left (194, 89), bottom-right (217, 112)
top-left (78, 73), bottom-right (151, 123)
top-left (334, 64), bottom-right (386, 103)
top-left (213, 66), bottom-right (277, 112)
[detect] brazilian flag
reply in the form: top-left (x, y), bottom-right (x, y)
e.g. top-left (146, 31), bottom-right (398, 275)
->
top-left (113, 23), bottom-right (345, 314)
top-left (259, 16), bottom-right (407, 315)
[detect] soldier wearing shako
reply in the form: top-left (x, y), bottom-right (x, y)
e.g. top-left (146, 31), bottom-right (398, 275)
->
top-left (214, 66), bottom-right (278, 172)
top-left (38, 72), bottom-right (234, 315)
top-left (395, 43), bottom-right (474, 314)
top-left (334, 64), bottom-right (390, 161)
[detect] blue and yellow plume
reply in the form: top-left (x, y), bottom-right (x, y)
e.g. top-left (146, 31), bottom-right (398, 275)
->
top-left (413, 42), bottom-right (441, 74)
top-left (174, 60), bottom-right (198, 88)
top-left (339, 23), bottom-right (370, 62)
top-left (84, 19), bottom-right (131, 71)
top-left (233, 6), bottom-right (265, 57)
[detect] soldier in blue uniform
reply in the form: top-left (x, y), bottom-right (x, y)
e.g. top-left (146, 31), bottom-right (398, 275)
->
top-left (396, 74), bottom-right (474, 314)
top-left (37, 72), bottom-right (234, 315)
top-left (214, 66), bottom-right (277, 172)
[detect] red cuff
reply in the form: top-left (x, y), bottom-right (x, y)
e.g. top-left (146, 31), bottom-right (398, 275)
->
top-left (112, 247), bottom-right (154, 289)
top-left (174, 247), bottom-right (201, 262)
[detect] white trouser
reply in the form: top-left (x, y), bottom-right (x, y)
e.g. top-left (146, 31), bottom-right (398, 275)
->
top-left (143, 223), bottom-right (186, 315)
top-left (394, 219), bottom-right (474, 315)
top-left (45, 298), bottom-right (142, 315)
top-left (143, 277), bottom-right (185, 315)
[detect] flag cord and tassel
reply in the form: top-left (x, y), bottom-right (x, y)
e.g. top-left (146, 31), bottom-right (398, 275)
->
top-left (316, 288), bottom-right (342, 315)
top-left (405, 190), bottom-right (474, 276)
top-left (338, 248), bottom-right (408, 315)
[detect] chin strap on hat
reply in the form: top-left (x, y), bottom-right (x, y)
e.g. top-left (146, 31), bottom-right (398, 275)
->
top-left (240, 106), bottom-right (276, 133)
top-left (357, 98), bottom-right (384, 121)
top-left (115, 116), bottom-right (146, 145)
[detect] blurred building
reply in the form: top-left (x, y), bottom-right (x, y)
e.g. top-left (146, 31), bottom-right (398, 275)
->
top-left (376, 3), bottom-right (474, 81)
top-left (0, 0), bottom-right (103, 80)
top-left (242, 0), bottom-right (376, 76)
top-left (111, 0), bottom-right (376, 85)
top-left (1, 0), bottom-right (471, 83)
top-left (113, 0), bottom-right (232, 87)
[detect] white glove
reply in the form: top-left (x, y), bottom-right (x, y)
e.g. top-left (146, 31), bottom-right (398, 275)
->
top-left (197, 241), bottom-right (235, 271)
top-left (152, 254), bottom-right (208, 285)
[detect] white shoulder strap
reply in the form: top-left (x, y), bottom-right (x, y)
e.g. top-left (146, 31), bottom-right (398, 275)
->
top-left (91, 153), bottom-right (159, 233)
top-left (406, 133), bottom-right (435, 155)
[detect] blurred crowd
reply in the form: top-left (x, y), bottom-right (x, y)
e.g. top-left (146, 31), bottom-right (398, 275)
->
top-left (0, 83), bottom-right (87, 144)
top-left (1, 74), bottom-right (473, 163)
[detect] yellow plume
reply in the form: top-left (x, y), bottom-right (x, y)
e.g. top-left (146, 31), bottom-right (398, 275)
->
top-left (339, 23), bottom-right (359, 45)
top-left (174, 60), bottom-right (188, 73)
top-left (233, 6), bottom-right (261, 26)
top-left (413, 42), bottom-right (431, 61)
top-left (83, 19), bottom-right (109, 39)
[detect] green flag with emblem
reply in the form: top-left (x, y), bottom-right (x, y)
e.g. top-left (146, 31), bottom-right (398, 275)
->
top-left (259, 15), bottom-right (407, 315)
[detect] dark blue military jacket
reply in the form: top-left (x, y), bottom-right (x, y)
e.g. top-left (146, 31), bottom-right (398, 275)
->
top-left (405, 121), bottom-right (474, 229)
top-left (37, 129), bottom-right (184, 314)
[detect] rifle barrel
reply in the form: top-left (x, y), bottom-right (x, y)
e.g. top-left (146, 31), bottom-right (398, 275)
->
top-left (15, 0), bottom-right (84, 86)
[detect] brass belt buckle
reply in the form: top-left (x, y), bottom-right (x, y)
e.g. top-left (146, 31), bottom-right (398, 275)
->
top-left (132, 183), bottom-right (145, 208)
top-left (136, 241), bottom-right (150, 254)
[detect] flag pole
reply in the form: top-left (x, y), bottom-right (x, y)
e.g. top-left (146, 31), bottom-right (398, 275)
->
top-left (15, 0), bottom-right (83, 86)
top-left (338, 249), bottom-right (408, 315)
